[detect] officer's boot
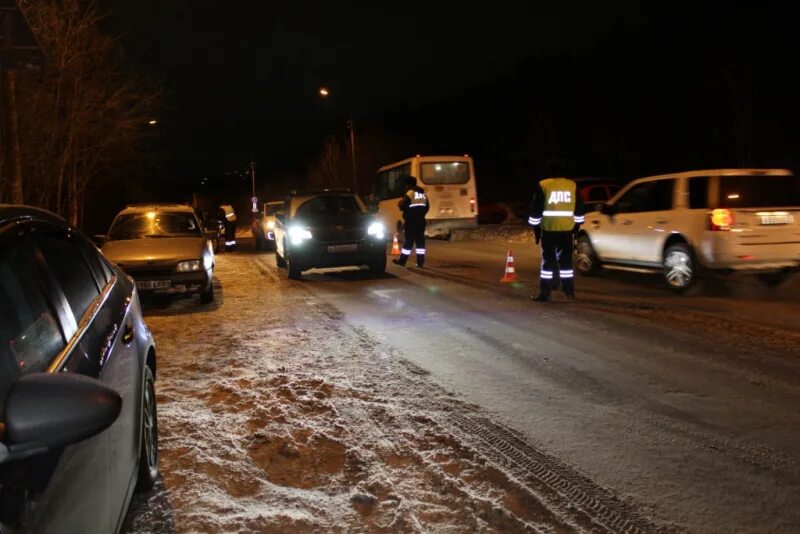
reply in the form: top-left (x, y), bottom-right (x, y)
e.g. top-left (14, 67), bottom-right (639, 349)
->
top-left (532, 281), bottom-right (551, 302)
top-left (562, 278), bottom-right (576, 299)
top-left (393, 253), bottom-right (409, 267)
top-left (416, 253), bottom-right (425, 268)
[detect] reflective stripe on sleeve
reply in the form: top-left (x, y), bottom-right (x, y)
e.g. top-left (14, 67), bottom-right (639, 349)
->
top-left (574, 215), bottom-right (585, 223)
top-left (528, 216), bottom-right (542, 225)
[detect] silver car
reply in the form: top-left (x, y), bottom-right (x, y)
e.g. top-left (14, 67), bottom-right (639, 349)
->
top-left (0, 205), bottom-right (158, 533)
top-left (100, 204), bottom-right (215, 303)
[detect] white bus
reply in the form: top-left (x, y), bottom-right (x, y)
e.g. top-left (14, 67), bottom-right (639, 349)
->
top-left (373, 155), bottom-right (478, 235)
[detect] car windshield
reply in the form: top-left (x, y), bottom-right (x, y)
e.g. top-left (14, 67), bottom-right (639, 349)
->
top-left (295, 195), bottom-right (365, 221)
top-left (719, 175), bottom-right (800, 208)
top-left (109, 212), bottom-right (202, 240)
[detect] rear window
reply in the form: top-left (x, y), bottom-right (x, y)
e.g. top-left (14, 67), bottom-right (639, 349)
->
top-left (420, 162), bottom-right (470, 185)
top-left (719, 175), bottom-right (800, 208)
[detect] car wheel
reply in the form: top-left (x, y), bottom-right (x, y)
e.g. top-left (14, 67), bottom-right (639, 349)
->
top-left (370, 255), bottom-right (387, 276)
top-left (757, 272), bottom-right (789, 288)
top-left (575, 234), bottom-right (600, 275)
top-left (200, 281), bottom-right (214, 303)
top-left (663, 243), bottom-right (694, 291)
top-left (287, 258), bottom-right (302, 280)
top-left (136, 366), bottom-right (159, 492)
top-left (276, 246), bottom-right (287, 268)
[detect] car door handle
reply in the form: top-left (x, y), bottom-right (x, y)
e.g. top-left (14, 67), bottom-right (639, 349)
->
top-left (621, 219), bottom-right (634, 226)
top-left (654, 219), bottom-right (668, 224)
top-left (122, 323), bottom-right (134, 345)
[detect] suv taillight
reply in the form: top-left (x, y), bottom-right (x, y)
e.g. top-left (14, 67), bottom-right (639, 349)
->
top-left (710, 208), bottom-right (734, 231)
top-left (470, 197), bottom-right (476, 213)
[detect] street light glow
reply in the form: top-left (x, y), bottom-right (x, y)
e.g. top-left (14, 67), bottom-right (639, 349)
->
top-left (148, 119), bottom-right (158, 125)
top-left (319, 87), bottom-right (329, 97)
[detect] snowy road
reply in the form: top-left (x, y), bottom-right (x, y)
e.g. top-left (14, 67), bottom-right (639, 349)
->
top-left (124, 237), bottom-right (800, 533)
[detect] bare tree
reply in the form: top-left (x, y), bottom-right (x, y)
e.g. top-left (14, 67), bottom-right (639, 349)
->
top-left (308, 135), bottom-right (346, 189)
top-left (11, 0), bottom-right (160, 225)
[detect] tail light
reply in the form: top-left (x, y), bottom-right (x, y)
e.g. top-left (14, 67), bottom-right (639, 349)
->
top-left (710, 208), bottom-right (734, 231)
top-left (470, 197), bottom-right (476, 213)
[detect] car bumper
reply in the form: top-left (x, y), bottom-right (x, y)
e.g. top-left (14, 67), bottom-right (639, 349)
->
top-left (125, 269), bottom-right (211, 295)
top-left (425, 217), bottom-right (478, 234)
top-left (700, 233), bottom-right (800, 271)
top-left (290, 240), bottom-right (385, 270)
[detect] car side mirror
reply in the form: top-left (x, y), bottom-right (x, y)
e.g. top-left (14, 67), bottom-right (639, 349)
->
top-left (0, 373), bottom-right (122, 464)
top-left (93, 234), bottom-right (107, 246)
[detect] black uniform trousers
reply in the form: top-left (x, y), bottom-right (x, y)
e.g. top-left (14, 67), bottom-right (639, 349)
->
top-left (398, 219), bottom-right (426, 267)
top-left (224, 221), bottom-right (237, 250)
top-left (539, 230), bottom-right (574, 295)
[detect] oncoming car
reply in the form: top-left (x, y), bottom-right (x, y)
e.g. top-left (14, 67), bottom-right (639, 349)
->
top-left (274, 190), bottom-right (388, 279)
top-left (252, 201), bottom-right (283, 251)
top-left (99, 204), bottom-right (215, 303)
top-left (0, 205), bottom-right (158, 533)
top-left (576, 169), bottom-right (800, 290)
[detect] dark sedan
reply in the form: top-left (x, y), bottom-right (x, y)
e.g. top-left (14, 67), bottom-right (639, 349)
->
top-left (0, 205), bottom-right (158, 533)
top-left (274, 191), bottom-right (388, 279)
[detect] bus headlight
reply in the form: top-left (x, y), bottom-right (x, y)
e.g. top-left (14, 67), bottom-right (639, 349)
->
top-left (288, 225), bottom-right (313, 245)
top-left (367, 222), bottom-right (386, 240)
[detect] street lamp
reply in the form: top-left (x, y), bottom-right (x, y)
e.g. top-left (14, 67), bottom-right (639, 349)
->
top-left (148, 119), bottom-right (158, 125)
top-left (317, 87), bottom-right (357, 194)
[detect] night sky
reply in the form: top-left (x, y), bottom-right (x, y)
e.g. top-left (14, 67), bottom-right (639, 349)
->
top-left (101, 2), bottom-right (701, 178)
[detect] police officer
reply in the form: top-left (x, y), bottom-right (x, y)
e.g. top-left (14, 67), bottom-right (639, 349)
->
top-left (528, 174), bottom-right (585, 301)
top-left (218, 204), bottom-right (238, 251)
top-left (393, 176), bottom-right (430, 268)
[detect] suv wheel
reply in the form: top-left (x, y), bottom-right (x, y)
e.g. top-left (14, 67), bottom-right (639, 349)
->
top-left (276, 244), bottom-right (287, 268)
top-left (370, 255), bottom-right (387, 276)
top-left (575, 234), bottom-right (600, 275)
top-left (287, 257), bottom-right (302, 280)
top-left (136, 366), bottom-right (159, 491)
top-left (663, 243), bottom-right (694, 291)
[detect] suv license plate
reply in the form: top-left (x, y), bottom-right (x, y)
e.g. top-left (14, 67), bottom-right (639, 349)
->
top-left (327, 244), bottom-right (357, 253)
top-left (760, 214), bottom-right (794, 225)
top-left (136, 280), bottom-right (171, 290)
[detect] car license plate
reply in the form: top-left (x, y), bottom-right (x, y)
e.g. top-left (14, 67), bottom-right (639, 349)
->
top-left (759, 214), bottom-right (794, 225)
top-left (327, 244), bottom-right (357, 253)
top-left (136, 280), bottom-right (171, 290)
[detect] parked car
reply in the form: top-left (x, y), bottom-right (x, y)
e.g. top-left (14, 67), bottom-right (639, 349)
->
top-left (274, 190), bottom-right (387, 279)
top-left (0, 205), bottom-right (158, 533)
top-left (252, 201), bottom-right (283, 251)
top-left (99, 204), bottom-right (215, 303)
top-left (578, 181), bottom-right (621, 207)
top-left (575, 169), bottom-right (800, 291)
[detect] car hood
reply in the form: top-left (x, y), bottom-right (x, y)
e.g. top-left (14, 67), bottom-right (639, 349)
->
top-left (102, 237), bottom-right (205, 265)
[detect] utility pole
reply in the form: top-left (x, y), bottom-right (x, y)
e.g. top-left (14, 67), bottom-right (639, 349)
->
top-left (348, 116), bottom-right (357, 194)
top-left (250, 159), bottom-right (256, 199)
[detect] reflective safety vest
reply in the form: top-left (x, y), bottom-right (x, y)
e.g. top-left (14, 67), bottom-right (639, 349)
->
top-left (539, 178), bottom-right (577, 232)
top-left (407, 189), bottom-right (428, 209)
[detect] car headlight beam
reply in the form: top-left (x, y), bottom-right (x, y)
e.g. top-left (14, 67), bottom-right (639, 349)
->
top-left (288, 225), bottom-right (313, 245)
top-left (176, 260), bottom-right (201, 272)
top-left (367, 221), bottom-right (386, 240)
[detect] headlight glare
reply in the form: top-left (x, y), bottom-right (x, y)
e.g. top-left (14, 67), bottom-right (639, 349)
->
top-left (367, 221), bottom-right (386, 239)
top-left (176, 260), bottom-right (201, 272)
top-left (266, 220), bottom-right (276, 230)
top-left (288, 225), bottom-right (312, 245)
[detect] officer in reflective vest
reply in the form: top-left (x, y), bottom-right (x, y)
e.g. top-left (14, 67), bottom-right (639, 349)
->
top-left (393, 176), bottom-right (430, 268)
top-left (218, 204), bottom-right (238, 251)
top-left (528, 177), bottom-right (585, 301)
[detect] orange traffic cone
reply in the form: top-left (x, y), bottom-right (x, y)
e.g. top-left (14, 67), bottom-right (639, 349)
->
top-left (391, 234), bottom-right (401, 256)
top-left (500, 249), bottom-right (517, 283)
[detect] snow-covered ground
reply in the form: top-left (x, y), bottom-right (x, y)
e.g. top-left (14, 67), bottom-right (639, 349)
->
top-left (123, 249), bottom-right (653, 533)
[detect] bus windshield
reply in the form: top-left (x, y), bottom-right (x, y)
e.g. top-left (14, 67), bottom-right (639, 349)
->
top-left (420, 161), bottom-right (470, 185)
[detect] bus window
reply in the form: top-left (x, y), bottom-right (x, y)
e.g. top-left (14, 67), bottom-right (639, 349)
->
top-left (377, 163), bottom-right (411, 199)
top-left (420, 162), bottom-right (470, 185)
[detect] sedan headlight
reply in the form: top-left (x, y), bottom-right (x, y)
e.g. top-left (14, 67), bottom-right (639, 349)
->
top-left (176, 260), bottom-right (201, 272)
top-left (367, 221), bottom-right (386, 240)
top-left (288, 225), bottom-right (313, 245)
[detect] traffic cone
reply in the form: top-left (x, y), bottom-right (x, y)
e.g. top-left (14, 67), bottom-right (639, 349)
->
top-left (391, 234), bottom-right (401, 256)
top-left (500, 249), bottom-right (517, 283)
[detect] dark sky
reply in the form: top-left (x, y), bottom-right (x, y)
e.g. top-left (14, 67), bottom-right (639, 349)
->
top-left (102, 1), bottom-right (695, 181)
